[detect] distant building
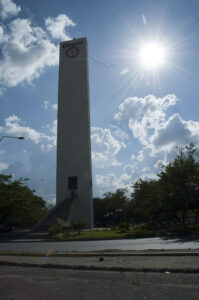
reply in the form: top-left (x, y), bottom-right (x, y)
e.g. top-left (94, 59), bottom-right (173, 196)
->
top-left (56, 37), bottom-right (93, 228)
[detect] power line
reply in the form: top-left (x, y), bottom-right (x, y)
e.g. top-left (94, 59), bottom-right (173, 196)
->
top-left (89, 56), bottom-right (115, 69)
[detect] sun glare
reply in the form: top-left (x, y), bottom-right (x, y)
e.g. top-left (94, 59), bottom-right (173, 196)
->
top-left (139, 42), bottom-right (165, 70)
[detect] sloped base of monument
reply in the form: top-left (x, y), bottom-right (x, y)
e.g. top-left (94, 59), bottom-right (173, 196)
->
top-left (32, 197), bottom-right (74, 232)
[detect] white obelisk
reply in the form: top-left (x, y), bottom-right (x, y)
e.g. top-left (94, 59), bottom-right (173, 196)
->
top-left (56, 37), bottom-right (93, 228)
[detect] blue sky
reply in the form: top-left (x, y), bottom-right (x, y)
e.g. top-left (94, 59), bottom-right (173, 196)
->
top-left (1, 0), bottom-right (199, 203)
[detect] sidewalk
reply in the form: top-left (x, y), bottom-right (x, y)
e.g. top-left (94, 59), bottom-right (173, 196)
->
top-left (0, 250), bottom-right (199, 273)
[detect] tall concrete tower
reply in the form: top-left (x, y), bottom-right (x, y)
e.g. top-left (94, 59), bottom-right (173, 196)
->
top-left (57, 37), bottom-right (93, 228)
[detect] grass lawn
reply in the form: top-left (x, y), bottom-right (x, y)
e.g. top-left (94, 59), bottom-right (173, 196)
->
top-left (52, 229), bottom-right (159, 241)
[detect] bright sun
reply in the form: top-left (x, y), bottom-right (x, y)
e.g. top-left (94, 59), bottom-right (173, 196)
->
top-left (139, 42), bottom-right (165, 70)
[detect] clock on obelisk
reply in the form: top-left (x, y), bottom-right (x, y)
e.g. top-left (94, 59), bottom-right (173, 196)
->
top-left (56, 38), bottom-right (93, 228)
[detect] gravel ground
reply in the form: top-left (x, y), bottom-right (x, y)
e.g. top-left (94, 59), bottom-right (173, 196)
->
top-left (0, 252), bottom-right (199, 273)
top-left (1, 266), bottom-right (199, 300)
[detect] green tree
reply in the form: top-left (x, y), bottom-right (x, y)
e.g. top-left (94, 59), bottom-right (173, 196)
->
top-left (103, 189), bottom-right (128, 225)
top-left (158, 143), bottom-right (199, 227)
top-left (0, 174), bottom-right (47, 228)
top-left (93, 197), bottom-right (107, 226)
top-left (130, 179), bottom-right (161, 224)
top-left (93, 189), bottom-right (129, 227)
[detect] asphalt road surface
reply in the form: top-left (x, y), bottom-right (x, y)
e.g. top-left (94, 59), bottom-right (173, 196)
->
top-left (0, 266), bottom-right (199, 299)
top-left (0, 237), bottom-right (199, 252)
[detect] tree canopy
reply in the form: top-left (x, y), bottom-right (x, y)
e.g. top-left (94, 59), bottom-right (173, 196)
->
top-left (94, 144), bottom-right (199, 228)
top-left (0, 174), bottom-right (48, 229)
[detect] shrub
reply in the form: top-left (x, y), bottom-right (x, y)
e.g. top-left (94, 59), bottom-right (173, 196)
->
top-left (118, 221), bottom-right (129, 232)
top-left (56, 218), bottom-right (70, 232)
top-left (133, 223), bottom-right (156, 231)
top-left (48, 224), bottom-right (62, 236)
top-left (127, 229), bottom-right (158, 238)
top-left (72, 221), bottom-right (85, 235)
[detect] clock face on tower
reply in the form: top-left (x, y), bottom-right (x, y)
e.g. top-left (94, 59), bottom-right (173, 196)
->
top-left (66, 47), bottom-right (79, 58)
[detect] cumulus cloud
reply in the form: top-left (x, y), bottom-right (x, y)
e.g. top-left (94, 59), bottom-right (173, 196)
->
top-left (94, 173), bottom-right (119, 195)
top-left (137, 150), bottom-right (144, 162)
top-left (113, 93), bottom-right (199, 181)
top-left (120, 68), bottom-right (128, 76)
top-left (5, 152), bottom-right (56, 202)
top-left (0, 18), bottom-right (58, 88)
top-left (0, 11), bottom-right (76, 91)
top-left (1, 115), bottom-right (56, 150)
top-left (52, 103), bottom-right (58, 110)
top-left (151, 113), bottom-right (199, 153)
top-left (0, 25), bottom-right (5, 42)
top-left (110, 125), bottom-right (129, 141)
top-left (114, 94), bottom-right (183, 149)
top-left (94, 162), bottom-right (139, 196)
top-left (3, 115), bottom-right (43, 143)
top-left (42, 100), bottom-right (49, 110)
top-left (129, 120), bottom-right (147, 145)
top-left (119, 163), bottom-right (139, 185)
top-left (91, 127), bottom-right (126, 168)
top-left (113, 93), bottom-right (199, 184)
top-left (51, 120), bottom-right (57, 135)
top-left (0, 162), bottom-right (8, 171)
top-left (45, 14), bottom-right (76, 40)
top-left (115, 94), bottom-right (177, 126)
top-left (0, 0), bottom-right (21, 19)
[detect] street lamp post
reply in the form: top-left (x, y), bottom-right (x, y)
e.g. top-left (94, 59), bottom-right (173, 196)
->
top-left (0, 136), bottom-right (25, 142)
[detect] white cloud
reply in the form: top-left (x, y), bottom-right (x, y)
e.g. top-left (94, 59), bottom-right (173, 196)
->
top-left (150, 113), bottom-right (199, 153)
top-left (115, 94), bottom-right (177, 126)
top-left (114, 94), bottom-right (185, 150)
top-left (141, 166), bottom-right (150, 173)
top-left (154, 159), bottom-right (166, 169)
top-left (0, 150), bottom-right (5, 155)
top-left (52, 103), bottom-right (58, 110)
top-left (0, 12), bottom-right (75, 91)
top-left (51, 120), bottom-right (57, 135)
top-left (45, 14), bottom-right (76, 40)
top-left (4, 115), bottom-right (43, 143)
top-left (94, 163), bottom-right (139, 196)
top-left (0, 162), bottom-right (8, 171)
top-left (42, 100), bottom-right (49, 110)
top-left (5, 151), bottom-right (56, 202)
top-left (123, 163), bottom-right (138, 176)
top-left (94, 173), bottom-right (120, 196)
top-left (120, 68), bottom-right (128, 76)
top-left (115, 96), bottom-right (145, 122)
top-left (0, 0), bottom-right (21, 19)
top-left (142, 14), bottom-right (147, 25)
top-left (129, 120), bottom-right (147, 145)
top-left (1, 115), bottom-right (57, 150)
top-left (0, 26), bottom-right (4, 42)
top-left (113, 93), bottom-right (199, 178)
top-left (137, 150), bottom-right (144, 162)
top-left (0, 18), bottom-right (58, 88)
top-left (120, 163), bottom-right (140, 186)
top-left (0, 147), bottom-right (8, 172)
top-left (0, 87), bottom-right (5, 95)
top-left (110, 125), bottom-right (129, 141)
top-left (91, 127), bottom-right (126, 168)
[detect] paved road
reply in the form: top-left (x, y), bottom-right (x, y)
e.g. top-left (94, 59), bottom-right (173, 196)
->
top-left (0, 237), bottom-right (199, 252)
top-left (0, 266), bottom-right (199, 299)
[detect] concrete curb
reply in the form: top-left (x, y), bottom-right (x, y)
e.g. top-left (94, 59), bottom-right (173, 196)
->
top-left (0, 250), bottom-right (199, 274)
top-left (0, 260), bottom-right (199, 274)
top-left (0, 250), bottom-right (199, 257)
